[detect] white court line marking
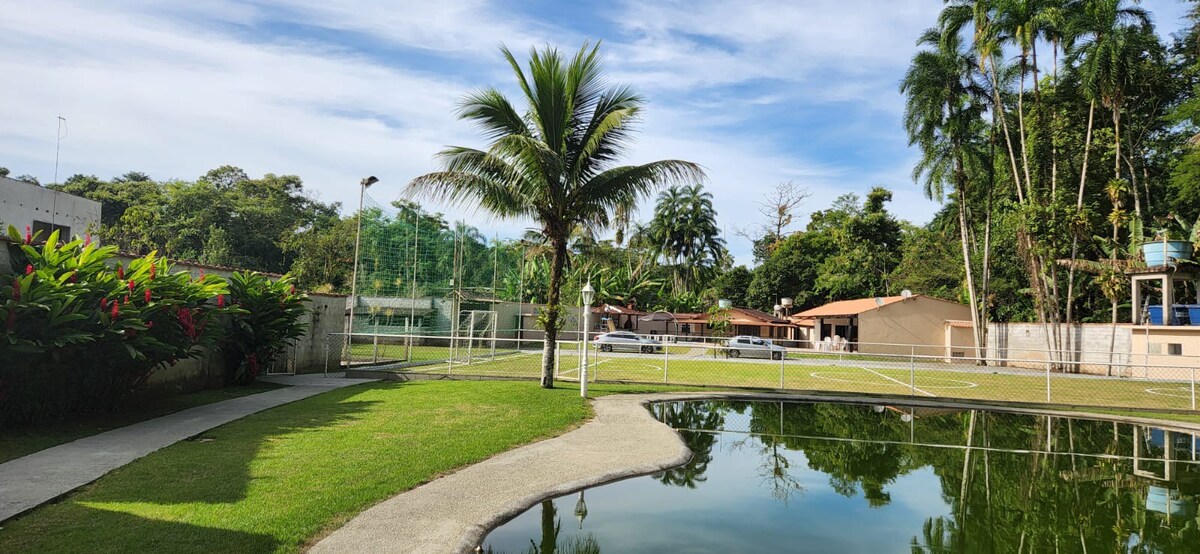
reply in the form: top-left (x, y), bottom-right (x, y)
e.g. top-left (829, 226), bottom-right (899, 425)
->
top-left (810, 372), bottom-right (977, 390)
top-left (1145, 387), bottom-right (1192, 399)
top-left (858, 366), bottom-right (937, 397)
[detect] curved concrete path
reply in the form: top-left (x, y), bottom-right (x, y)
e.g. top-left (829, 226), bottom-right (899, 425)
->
top-left (310, 393), bottom-right (698, 554)
top-left (0, 373), bottom-right (377, 522)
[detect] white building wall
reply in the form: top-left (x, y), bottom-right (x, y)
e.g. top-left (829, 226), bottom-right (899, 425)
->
top-left (0, 176), bottom-right (101, 240)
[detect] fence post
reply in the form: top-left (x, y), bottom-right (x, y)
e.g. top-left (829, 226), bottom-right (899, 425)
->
top-left (324, 334), bottom-right (331, 378)
top-left (1045, 363), bottom-right (1051, 403)
top-left (779, 350), bottom-right (785, 389)
top-left (372, 333), bottom-right (379, 364)
top-left (910, 346), bottom-right (916, 396)
top-left (447, 337), bottom-right (454, 376)
top-left (663, 345), bottom-right (669, 384)
top-left (1192, 367), bottom-right (1196, 411)
top-left (554, 341), bottom-right (561, 379)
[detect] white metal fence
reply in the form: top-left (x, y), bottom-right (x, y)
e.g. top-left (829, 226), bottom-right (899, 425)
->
top-left (326, 333), bottom-right (1200, 412)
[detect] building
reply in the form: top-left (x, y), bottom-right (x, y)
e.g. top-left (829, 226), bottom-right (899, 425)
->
top-left (0, 176), bottom-right (100, 241)
top-left (795, 294), bottom-right (972, 353)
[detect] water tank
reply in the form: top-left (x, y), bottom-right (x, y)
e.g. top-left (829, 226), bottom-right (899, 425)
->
top-left (718, 299), bottom-right (732, 309)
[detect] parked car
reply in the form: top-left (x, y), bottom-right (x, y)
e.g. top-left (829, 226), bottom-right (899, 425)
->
top-left (724, 335), bottom-right (786, 360)
top-left (593, 331), bottom-right (663, 354)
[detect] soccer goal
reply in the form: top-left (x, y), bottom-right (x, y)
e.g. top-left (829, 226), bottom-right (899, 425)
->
top-left (450, 310), bottom-right (500, 364)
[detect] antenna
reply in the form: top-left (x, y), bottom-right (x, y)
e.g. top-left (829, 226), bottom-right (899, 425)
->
top-left (54, 116), bottom-right (68, 185)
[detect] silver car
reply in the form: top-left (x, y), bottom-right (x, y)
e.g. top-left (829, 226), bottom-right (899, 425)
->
top-left (725, 335), bottom-right (786, 360)
top-left (593, 331), bottom-right (663, 354)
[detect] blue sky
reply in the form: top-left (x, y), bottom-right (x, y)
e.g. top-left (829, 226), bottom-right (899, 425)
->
top-left (0, 1), bottom-right (1190, 264)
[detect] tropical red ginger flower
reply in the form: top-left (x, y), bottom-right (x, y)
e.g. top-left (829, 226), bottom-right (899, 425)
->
top-left (117, 265), bottom-right (125, 279)
top-left (149, 264), bottom-right (156, 280)
top-left (144, 289), bottom-right (152, 303)
top-left (84, 233), bottom-right (92, 247)
top-left (289, 284), bottom-right (296, 295)
top-left (24, 226), bottom-right (32, 244)
top-left (111, 302), bottom-right (119, 319)
top-left (25, 264), bottom-right (33, 275)
top-left (128, 280), bottom-right (136, 292)
top-left (217, 294), bottom-right (225, 308)
top-left (147, 320), bottom-right (154, 329)
top-left (177, 307), bottom-right (198, 340)
top-left (100, 298), bottom-right (108, 310)
top-left (70, 272), bottom-right (78, 283)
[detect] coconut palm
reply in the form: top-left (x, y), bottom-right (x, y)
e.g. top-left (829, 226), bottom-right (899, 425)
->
top-left (407, 42), bottom-right (703, 388)
top-left (901, 28), bottom-right (989, 357)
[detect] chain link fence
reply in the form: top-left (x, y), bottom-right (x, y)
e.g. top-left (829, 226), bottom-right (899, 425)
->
top-left (326, 333), bottom-right (1200, 412)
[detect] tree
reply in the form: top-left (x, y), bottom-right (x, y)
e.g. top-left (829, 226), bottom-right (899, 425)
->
top-left (646, 183), bottom-right (728, 290)
top-left (736, 180), bottom-right (810, 259)
top-left (901, 27), bottom-right (989, 354)
top-left (406, 42), bottom-right (703, 388)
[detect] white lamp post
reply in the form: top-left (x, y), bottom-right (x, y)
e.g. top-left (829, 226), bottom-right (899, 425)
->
top-left (348, 176), bottom-right (378, 345)
top-left (580, 281), bottom-right (595, 397)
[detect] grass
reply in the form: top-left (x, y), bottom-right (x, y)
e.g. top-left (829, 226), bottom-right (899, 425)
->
top-left (402, 352), bottom-right (1200, 413)
top-left (0, 381), bottom-right (284, 464)
top-left (0, 380), bottom-right (677, 554)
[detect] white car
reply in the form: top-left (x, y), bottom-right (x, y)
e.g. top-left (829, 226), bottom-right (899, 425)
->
top-left (593, 331), bottom-right (663, 354)
top-left (725, 335), bottom-right (786, 360)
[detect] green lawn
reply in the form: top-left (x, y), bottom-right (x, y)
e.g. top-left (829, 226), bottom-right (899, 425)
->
top-left (0, 380), bottom-right (679, 554)
top-left (0, 381), bottom-right (284, 464)
top-left (404, 353), bottom-right (1200, 413)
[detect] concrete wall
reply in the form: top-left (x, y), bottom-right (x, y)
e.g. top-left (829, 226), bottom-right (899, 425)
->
top-left (0, 177), bottom-right (100, 240)
top-left (1128, 326), bottom-right (1200, 379)
top-left (858, 296), bottom-right (972, 355)
top-left (986, 322), bottom-right (1133, 370)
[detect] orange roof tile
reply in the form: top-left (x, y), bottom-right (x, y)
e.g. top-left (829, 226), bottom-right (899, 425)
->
top-left (795, 296), bottom-right (907, 318)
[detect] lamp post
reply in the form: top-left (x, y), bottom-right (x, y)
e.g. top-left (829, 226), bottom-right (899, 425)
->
top-left (580, 281), bottom-right (595, 398)
top-left (348, 176), bottom-right (378, 346)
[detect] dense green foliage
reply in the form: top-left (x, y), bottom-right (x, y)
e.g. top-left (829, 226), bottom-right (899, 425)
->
top-left (0, 226), bottom-right (309, 425)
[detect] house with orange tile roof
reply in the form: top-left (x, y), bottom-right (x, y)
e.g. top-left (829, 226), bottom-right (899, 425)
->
top-left (794, 294), bottom-right (970, 353)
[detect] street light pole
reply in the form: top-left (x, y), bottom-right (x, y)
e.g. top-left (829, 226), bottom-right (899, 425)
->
top-left (580, 281), bottom-right (595, 398)
top-left (348, 176), bottom-right (378, 349)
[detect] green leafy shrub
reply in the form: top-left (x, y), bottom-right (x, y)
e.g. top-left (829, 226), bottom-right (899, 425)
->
top-left (221, 272), bottom-right (309, 385)
top-left (1, 226), bottom-right (230, 425)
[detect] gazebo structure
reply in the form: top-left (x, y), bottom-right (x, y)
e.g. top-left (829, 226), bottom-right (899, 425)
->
top-left (1129, 265), bottom-right (1200, 325)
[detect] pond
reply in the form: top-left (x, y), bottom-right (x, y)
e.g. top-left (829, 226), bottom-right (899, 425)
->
top-left (483, 400), bottom-right (1200, 553)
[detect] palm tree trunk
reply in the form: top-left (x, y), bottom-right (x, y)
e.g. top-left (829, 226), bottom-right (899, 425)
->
top-left (540, 235), bottom-right (568, 388)
top-left (957, 175), bottom-right (984, 362)
top-left (1066, 100), bottom-right (1097, 328)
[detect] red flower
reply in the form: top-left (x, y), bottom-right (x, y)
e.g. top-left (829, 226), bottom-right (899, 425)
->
top-left (217, 294), bottom-right (225, 308)
top-left (70, 272), bottom-right (78, 283)
top-left (100, 298), bottom-right (108, 310)
top-left (25, 264), bottom-right (33, 275)
top-left (147, 320), bottom-right (154, 329)
top-left (84, 233), bottom-right (92, 247)
top-left (123, 295), bottom-right (130, 305)
top-left (149, 265), bottom-right (156, 280)
top-left (144, 289), bottom-right (152, 303)
top-left (128, 280), bottom-right (135, 292)
top-left (198, 270), bottom-right (205, 282)
top-left (289, 284), bottom-right (296, 295)
top-left (111, 302), bottom-right (119, 319)
top-left (117, 266), bottom-right (125, 279)
top-left (24, 226), bottom-right (31, 244)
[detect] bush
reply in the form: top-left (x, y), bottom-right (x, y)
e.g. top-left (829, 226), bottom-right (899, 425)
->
top-left (1, 226), bottom-right (313, 426)
top-left (221, 272), bottom-right (309, 385)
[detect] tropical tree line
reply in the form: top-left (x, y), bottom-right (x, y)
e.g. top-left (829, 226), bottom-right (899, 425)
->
top-left (899, 0), bottom-right (1200, 360)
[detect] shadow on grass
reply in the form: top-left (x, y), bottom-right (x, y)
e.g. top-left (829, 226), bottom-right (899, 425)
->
top-left (84, 386), bottom-right (381, 506)
top-left (2, 505), bottom-right (279, 554)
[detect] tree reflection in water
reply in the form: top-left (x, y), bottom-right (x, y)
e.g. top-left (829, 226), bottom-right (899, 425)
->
top-left (486, 401), bottom-right (1200, 553)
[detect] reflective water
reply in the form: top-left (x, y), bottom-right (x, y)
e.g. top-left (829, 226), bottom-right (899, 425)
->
top-left (482, 401), bottom-right (1200, 553)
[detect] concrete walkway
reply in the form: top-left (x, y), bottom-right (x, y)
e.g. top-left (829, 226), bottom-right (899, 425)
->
top-left (311, 393), bottom-right (697, 554)
top-left (0, 372), bottom-right (377, 522)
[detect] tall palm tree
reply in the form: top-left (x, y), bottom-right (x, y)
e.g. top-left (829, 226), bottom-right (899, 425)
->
top-left (901, 28), bottom-right (989, 356)
top-left (408, 42), bottom-right (703, 388)
top-left (646, 183), bottom-right (727, 290)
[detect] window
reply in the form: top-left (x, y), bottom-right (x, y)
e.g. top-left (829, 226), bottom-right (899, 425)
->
top-left (1168, 343), bottom-right (1183, 356)
top-left (31, 220), bottom-right (71, 244)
